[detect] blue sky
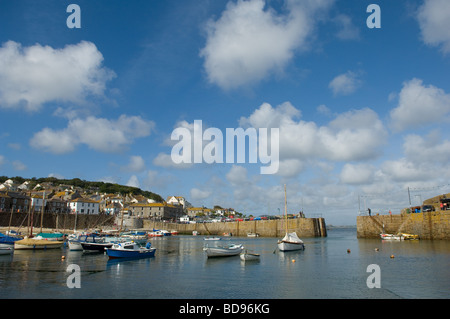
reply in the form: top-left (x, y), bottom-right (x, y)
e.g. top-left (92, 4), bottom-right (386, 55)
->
top-left (1, 0), bottom-right (450, 225)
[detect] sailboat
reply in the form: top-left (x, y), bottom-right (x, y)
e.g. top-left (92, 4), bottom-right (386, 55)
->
top-left (277, 185), bottom-right (305, 252)
top-left (14, 192), bottom-right (64, 250)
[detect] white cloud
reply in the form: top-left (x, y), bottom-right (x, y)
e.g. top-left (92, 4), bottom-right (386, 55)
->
top-left (190, 188), bottom-right (212, 201)
top-left (30, 115), bottom-right (154, 154)
top-left (12, 160), bottom-right (27, 171)
top-left (381, 158), bottom-right (431, 183)
top-left (122, 156), bottom-right (146, 172)
top-left (390, 78), bottom-right (450, 131)
top-left (403, 130), bottom-right (450, 164)
top-left (0, 41), bottom-right (115, 111)
top-left (153, 152), bottom-right (193, 169)
top-left (328, 71), bottom-right (361, 96)
top-left (0, 155), bottom-right (5, 167)
top-left (333, 14), bottom-right (360, 40)
top-left (200, 0), bottom-right (333, 90)
top-left (340, 163), bottom-right (374, 185)
top-left (126, 175), bottom-right (140, 188)
top-left (240, 102), bottom-right (387, 163)
top-left (417, 0), bottom-right (450, 54)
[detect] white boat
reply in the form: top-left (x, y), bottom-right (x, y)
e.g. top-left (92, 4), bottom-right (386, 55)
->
top-left (0, 247), bottom-right (13, 255)
top-left (240, 250), bottom-right (260, 261)
top-left (247, 232), bottom-right (259, 237)
top-left (277, 185), bottom-right (305, 252)
top-left (278, 232), bottom-right (305, 251)
top-left (380, 233), bottom-right (402, 240)
top-left (203, 236), bottom-right (221, 241)
top-left (204, 244), bottom-right (244, 258)
top-left (120, 231), bottom-right (148, 241)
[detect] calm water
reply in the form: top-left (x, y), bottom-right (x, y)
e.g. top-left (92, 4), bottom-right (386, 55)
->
top-left (0, 228), bottom-right (449, 299)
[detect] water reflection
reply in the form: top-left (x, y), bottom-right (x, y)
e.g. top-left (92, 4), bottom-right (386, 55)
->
top-left (0, 230), bottom-right (448, 299)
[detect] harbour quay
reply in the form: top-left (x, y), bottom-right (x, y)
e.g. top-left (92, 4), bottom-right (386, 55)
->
top-left (357, 211), bottom-right (450, 240)
top-left (144, 217), bottom-right (327, 238)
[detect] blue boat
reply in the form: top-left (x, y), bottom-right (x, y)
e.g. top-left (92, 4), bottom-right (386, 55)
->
top-left (0, 232), bottom-right (21, 246)
top-left (106, 241), bottom-right (156, 259)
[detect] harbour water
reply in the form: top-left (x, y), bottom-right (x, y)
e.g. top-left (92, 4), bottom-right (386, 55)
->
top-left (0, 228), bottom-right (449, 299)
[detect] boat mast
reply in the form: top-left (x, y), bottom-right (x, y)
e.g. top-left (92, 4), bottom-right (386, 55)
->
top-left (40, 191), bottom-right (45, 233)
top-left (284, 184), bottom-right (288, 234)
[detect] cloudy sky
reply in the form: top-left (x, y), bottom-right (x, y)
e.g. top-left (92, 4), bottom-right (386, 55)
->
top-left (1, 0), bottom-right (450, 225)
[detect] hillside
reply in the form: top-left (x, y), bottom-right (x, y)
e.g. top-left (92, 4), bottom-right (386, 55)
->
top-left (0, 175), bottom-right (164, 203)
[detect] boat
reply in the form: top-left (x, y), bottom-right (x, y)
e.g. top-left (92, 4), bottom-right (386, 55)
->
top-left (247, 232), bottom-right (259, 238)
top-left (35, 232), bottom-right (65, 241)
top-left (0, 232), bottom-right (22, 246)
top-left (401, 233), bottom-right (419, 240)
top-left (120, 231), bottom-right (148, 242)
top-left (68, 233), bottom-right (105, 251)
top-left (240, 250), bottom-right (260, 261)
top-left (14, 237), bottom-right (64, 250)
top-left (380, 233), bottom-right (402, 240)
top-left (204, 236), bottom-right (221, 241)
top-left (277, 185), bottom-right (305, 252)
top-left (192, 231), bottom-right (199, 236)
top-left (0, 247), bottom-right (13, 255)
top-left (80, 241), bottom-right (113, 252)
top-left (278, 232), bottom-right (305, 251)
top-left (203, 243), bottom-right (244, 258)
top-left (170, 230), bottom-right (178, 235)
top-left (106, 241), bottom-right (156, 259)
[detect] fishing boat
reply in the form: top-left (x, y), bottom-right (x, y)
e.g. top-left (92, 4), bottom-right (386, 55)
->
top-left (106, 241), bottom-right (156, 259)
top-left (14, 237), bottom-right (64, 250)
top-left (277, 185), bottom-right (305, 252)
top-left (80, 241), bottom-right (113, 252)
top-left (68, 233), bottom-right (105, 251)
top-left (240, 250), bottom-right (260, 261)
top-left (203, 243), bottom-right (244, 258)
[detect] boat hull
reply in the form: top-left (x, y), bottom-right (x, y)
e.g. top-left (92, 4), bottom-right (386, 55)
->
top-left (106, 248), bottom-right (156, 259)
top-left (14, 238), bottom-right (64, 250)
top-left (0, 247), bottom-right (13, 255)
top-left (204, 244), bottom-right (244, 258)
top-left (240, 253), bottom-right (260, 261)
top-left (81, 242), bottom-right (113, 252)
top-left (277, 241), bottom-right (305, 252)
top-left (380, 233), bottom-right (402, 240)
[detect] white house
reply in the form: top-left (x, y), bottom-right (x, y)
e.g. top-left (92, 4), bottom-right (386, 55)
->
top-left (31, 194), bottom-right (47, 212)
top-left (166, 196), bottom-right (192, 209)
top-left (68, 198), bottom-right (100, 215)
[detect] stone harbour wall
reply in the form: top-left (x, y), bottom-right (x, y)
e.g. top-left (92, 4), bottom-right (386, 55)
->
top-left (357, 211), bottom-right (450, 240)
top-left (145, 217), bottom-right (327, 238)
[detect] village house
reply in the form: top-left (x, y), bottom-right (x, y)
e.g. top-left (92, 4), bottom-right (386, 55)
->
top-left (0, 191), bottom-right (30, 213)
top-left (68, 198), bottom-right (100, 215)
top-left (166, 196), bottom-right (192, 209)
top-left (186, 207), bottom-right (213, 218)
top-left (128, 202), bottom-right (183, 221)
